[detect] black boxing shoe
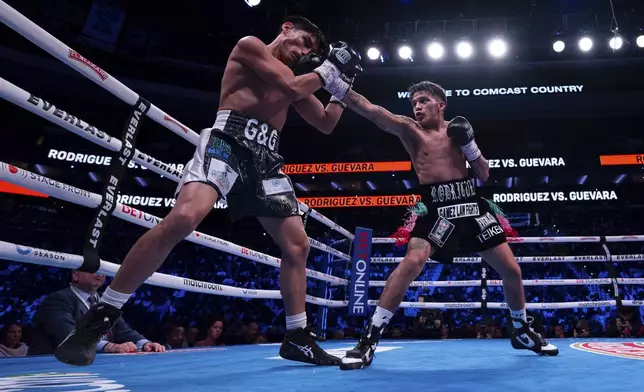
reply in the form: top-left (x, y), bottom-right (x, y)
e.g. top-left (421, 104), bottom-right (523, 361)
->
top-left (55, 303), bottom-right (122, 366)
top-left (340, 321), bottom-right (385, 370)
top-left (279, 327), bottom-right (340, 366)
top-left (511, 317), bottom-right (559, 356)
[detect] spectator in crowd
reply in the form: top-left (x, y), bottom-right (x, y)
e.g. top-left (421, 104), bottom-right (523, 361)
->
top-left (186, 326), bottom-right (200, 347)
top-left (413, 311), bottom-right (442, 339)
top-left (163, 324), bottom-right (188, 350)
top-left (0, 323), bottom-right (28, 357)
top-left (239, 322), bottom-right (266, 344)
top-left (615, 308), bottom-right (641, 337)
top-left (552, 324), bottom-right (566, 338)
top-left (28, 271), bottom-right (164, 355)
top-left (195, 318), bottom-right (225, 347)
top-left (574, 318), bottom-right (591, 338)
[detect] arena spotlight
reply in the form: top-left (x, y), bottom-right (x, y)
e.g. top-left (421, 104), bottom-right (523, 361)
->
top-left (426, 42), bottom-right (444, 59)
top-left (398, 45), bottom-right (413, 60)
top-left (487, 38), bottom-right (508, 58)
top-left (553, 40), bottom-right (565, 53)
top-left (609, 36), bottom-right (624, 50)
top-left (456, 41), bottom-right (474, 59)
top-left (636, 35), bottom-right (644, 48)
top-left (578, 37), bottom-right (593, 52)
top-left (366, 47), bottom-right (381, 61)
top-left (244, 0), bottom-right (261, 6)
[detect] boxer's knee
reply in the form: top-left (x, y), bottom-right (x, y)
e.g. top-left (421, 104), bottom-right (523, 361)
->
top-left (160, 182), bottom-right (219, 241)
top-left (502, 258), bottom-right (522, 283)
top-left (479, 243), bottom-right (522, 282)
top-left (160, 205), bottom-right (202, 241)
top-left (402, 237), bottom-right (432, 275)
top-left (280, 236), bottom-right (310, 266)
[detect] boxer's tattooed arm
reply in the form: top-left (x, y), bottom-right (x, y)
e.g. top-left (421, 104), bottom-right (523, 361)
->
top-left (343, 90), bottom-right (414, 136)
top-left (469, 155), bottom-right (490, 182)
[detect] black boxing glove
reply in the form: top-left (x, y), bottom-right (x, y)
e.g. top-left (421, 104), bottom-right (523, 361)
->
top-left (447, 116), bottom-right (481, 161)
top-left (291, 52), bottom-right (324, 76)
top-left (313, 41), bottom-right (362, 100)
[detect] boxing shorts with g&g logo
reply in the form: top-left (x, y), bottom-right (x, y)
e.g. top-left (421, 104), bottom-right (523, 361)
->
top-left (175, 110), bottom-right (299, 221)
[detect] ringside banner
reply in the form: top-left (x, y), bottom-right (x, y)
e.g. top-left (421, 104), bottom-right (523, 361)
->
top-left (491, 189), bottom-right (620, 204)
top-left (349, 227), bottom-right (372, 316)
top-left (40, 150), bottom-right (600, 175)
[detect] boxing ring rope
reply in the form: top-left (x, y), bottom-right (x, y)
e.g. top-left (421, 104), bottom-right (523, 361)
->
top-left (0, 77), bottom-right (351, 263)
top-left (370, 278), bottom-right (644, 287)
top-left (0, 240), bottom-right (346, 307)
top-left (0, 0), bottom-right (354, 242)
top-left (373, 236), bottom-right (644, 244)
top-left (1, 0), bottom-right (643, 315)
top-left (1, 157), bottom-right (642, 310)
top-left (0, 162), bottom-right (347, 287)
top-left (371, 255), bottom-right (644, 264)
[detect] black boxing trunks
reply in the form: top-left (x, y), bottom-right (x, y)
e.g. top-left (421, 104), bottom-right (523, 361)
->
top-left (176, 110), bottom-right (299, 221)
top-left (409, 178), bottom-right (507, 263)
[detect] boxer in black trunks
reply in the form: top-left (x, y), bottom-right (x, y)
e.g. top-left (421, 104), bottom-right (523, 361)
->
top-left (55, 16), bottom-right (362, 367)
top-left (337, 81), bottom-right (558, 370)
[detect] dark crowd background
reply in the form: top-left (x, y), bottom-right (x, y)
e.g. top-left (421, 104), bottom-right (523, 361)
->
top-left (1, 0), bottom-right (644, 352)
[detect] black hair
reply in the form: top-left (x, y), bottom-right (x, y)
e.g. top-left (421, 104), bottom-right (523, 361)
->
top-left (407, 81), bottom-right (447, 103)
top-left (282, 15), bottom-right (328, 56)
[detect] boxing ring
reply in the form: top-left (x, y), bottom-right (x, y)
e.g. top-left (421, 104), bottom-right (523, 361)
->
top-left (1, 1), bottom-right (644, 391)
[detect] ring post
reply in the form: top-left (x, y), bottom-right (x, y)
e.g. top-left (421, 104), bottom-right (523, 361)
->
top-left (600, 237), bottom-right (623, 311)
top-left (348, 227), bottom-right (373, 316)
top-left (480, 261), bottom-right (489, 311)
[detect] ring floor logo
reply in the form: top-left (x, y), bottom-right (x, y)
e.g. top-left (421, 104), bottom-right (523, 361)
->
top-left (0, 372), bottom-right (128, 391)
top-left (570, 342), bottom-right (644, 360)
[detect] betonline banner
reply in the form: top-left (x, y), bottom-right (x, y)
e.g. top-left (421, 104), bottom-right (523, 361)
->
top-left (349, 227), bottom-right (372, 316)
top-left (397, 85), bottom-right (584, 100)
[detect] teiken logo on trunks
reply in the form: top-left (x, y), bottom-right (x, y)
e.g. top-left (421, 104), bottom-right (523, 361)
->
top-left (429, 180), bottom-right (475, 203)
top-left (475, 212), bottom-right (498, 230)
top-left (244, 119), bottom-right (278, 151)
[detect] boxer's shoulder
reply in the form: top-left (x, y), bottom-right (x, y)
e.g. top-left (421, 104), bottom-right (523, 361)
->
top-left (231, 36), bottom-right (270, 59)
